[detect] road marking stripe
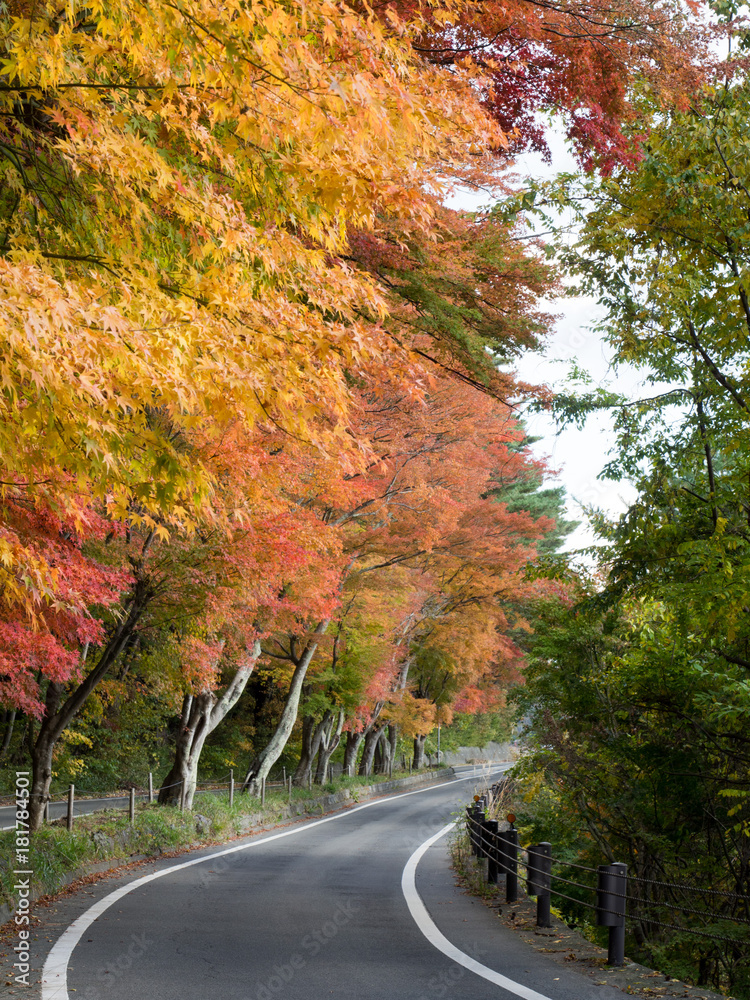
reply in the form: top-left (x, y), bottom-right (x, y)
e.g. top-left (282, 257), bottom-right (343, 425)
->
top-left (41, 765), bottom-right (509, 1000)
top-left (401, 821), bottom-right (555, 1000)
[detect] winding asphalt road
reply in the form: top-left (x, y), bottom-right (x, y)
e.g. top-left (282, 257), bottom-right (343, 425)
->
top-left (27, 766), bottom-right (627, 1000)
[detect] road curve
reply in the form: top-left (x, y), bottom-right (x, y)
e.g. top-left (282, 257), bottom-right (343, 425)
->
top-left (38, 767), bottom-right (623, 1000)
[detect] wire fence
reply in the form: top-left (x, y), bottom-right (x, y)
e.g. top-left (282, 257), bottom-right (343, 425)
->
top-left (0, 749), bottom-right (451, 811)
top-left (1, 755), bottom-right (449, 832)
top-left (463, 785), bottom-right (750, 965)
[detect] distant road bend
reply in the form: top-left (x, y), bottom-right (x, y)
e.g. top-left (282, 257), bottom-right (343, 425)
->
top-left (40, 766), bottom-right (625, 1000)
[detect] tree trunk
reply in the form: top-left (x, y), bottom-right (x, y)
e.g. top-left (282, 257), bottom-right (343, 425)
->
top-left (292, 715), bottom-right (316, 787)
top-left (373, 729), bottom-right (391, 774)
top-left (354, 703), bottom-right (384, 777)
top-left (242, 621), bottom-right (329, 796)
top-left (28, 570), bottom-right (154, 831)
top-left (28, 726), bottom-right (57, 832)
top-left (388, 723), bottom-right (398, 768)
top-left (359, 722), bottom-right (385, 776)
top-left (293, 711), bottom-right (330, 787)
top-left (158, 641), bottom-right (260, 809)
top-left (343, 731), bottom-right (363, 776)
top-left (413, 733), bottom-right (427, 770)
top-left (379, 728), bottom-right (392, 774)
top-left (158, 691), bottom-right (212, 808)
top-left (0, 709), bottom-right (15, 755)
top-left (315, 710), bottom-right (344, 784)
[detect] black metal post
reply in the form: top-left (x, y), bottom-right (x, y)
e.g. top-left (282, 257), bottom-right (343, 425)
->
top-left (608, 921), bottom-right (625, 968)
top-left (596, 862), bottom-right (628, 967)
top-left (473, 806), bottom-right (484, 856)
top-left (527, 843), bottom-right (552, 927)
top-left (505, 829), bottom-right (518, 903)
top-left (486, 820), bottom-right (499, 883)
top-left (467, 808), bottom-right (478, 855)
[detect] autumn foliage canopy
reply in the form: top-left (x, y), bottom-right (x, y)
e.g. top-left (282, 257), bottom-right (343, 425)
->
top-left (0, 0), bottom-right (708, 794)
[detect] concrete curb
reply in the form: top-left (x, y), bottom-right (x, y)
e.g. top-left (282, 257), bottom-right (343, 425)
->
top-left (0, 768), bottom-right (456, 929)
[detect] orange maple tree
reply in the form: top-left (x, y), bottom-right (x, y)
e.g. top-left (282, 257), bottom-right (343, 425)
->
top-left (239, 373), bottom-right (559, 784)
top-left (0, 0), bottom-right (711, 808)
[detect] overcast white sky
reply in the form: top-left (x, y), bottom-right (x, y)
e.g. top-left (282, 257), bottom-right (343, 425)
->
top-left (445, 136), bottom-right (645, 557)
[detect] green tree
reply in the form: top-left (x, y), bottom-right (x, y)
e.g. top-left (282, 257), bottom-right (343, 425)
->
top-left (515, 77), bottom-right (750, 996)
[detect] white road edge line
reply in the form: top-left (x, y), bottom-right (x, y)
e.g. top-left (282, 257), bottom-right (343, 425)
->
top-left (41, 764), bottom-right (510, 1000)
top-left (401, 821), bottom-right (555, 1000)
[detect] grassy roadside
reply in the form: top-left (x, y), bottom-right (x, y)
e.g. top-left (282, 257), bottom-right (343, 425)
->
top-left (0, 768), bottom-right (444, 916)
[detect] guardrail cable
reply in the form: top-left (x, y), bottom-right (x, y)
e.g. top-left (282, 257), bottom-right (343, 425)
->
top-left (625, 914), bottom-right (749, 946)
top-left (627, 873), bottom-right (750, 902)
top-left (548, 870), bottom-right (598, 894)
top-left (546, 851), bottom-right (750, 904)
top-left (546, 884), bottom-right (599, 912)
top-left (464, 804), bottom-right (750, 945)
top-left (548, 856), bottom-right (601, 874)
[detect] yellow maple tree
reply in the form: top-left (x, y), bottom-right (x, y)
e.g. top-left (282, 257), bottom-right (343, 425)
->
top-left (0, 0), bottom-right (500, 611)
